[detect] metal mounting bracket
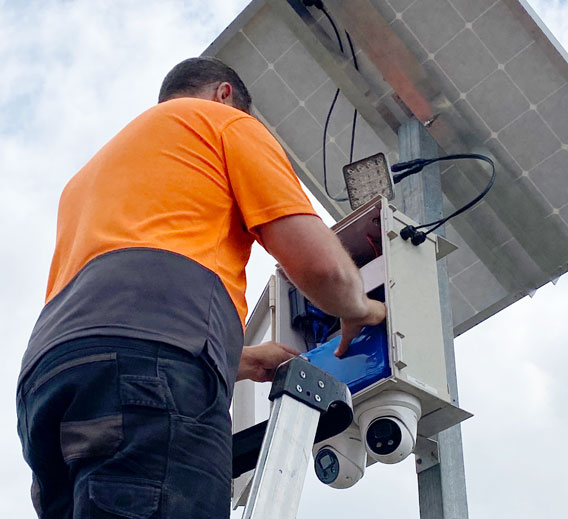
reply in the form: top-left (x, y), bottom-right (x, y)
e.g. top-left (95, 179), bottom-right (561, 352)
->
top-left (415, 436), bottom-right (440, 474)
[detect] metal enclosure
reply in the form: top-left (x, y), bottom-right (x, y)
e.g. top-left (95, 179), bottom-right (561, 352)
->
top-left (273, 195), bottom-right (471, 441)
top-left (232, 195), bottom-right (471, 510)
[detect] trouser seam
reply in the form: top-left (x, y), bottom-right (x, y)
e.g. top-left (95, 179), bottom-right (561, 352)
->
top-left (161, 412), bottom-right (174, 518)
top-left (159, 345), bottom-right (173, 519)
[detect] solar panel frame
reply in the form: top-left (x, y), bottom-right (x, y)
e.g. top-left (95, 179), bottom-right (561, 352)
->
top-left (203, 0), bottom-right (568, 336)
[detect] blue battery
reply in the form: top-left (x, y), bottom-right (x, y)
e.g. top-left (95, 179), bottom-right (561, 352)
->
top-left (301, 323), bottom-right (391, 395)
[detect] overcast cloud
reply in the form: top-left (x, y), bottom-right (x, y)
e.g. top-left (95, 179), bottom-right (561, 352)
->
top-left (1, 1), bottom-right (567, 518)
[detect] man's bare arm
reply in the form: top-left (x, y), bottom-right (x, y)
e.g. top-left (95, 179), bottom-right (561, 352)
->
top-left (257, 214), bottom-right (386, 356)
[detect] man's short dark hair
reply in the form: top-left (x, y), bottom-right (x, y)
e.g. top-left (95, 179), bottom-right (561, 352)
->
top-left (158, 57), bottom-right (252, 113)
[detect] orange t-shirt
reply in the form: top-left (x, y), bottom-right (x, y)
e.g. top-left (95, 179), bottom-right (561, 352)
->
top-left (46, 98), bottom-right (318, 325)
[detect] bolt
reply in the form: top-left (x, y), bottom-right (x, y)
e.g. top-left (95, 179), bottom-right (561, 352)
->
top-left (315, 394), bottom-right (321, 402)
top-left (417, 458), bottom-right (422, 465)
top-left (318, 380), bottom-right (325, 388)
top-left (296, 385), bottom-right (303, 393)
top-left (372, 217), bottom-right (381, 227)
top-left (424, 113), bottom-right (440, 127)
top-left (300, 371), bottom-right (306, 379)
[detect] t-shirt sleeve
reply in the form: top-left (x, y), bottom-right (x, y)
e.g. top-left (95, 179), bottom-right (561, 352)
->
top-left (222, 117), bottom-right (320, 233)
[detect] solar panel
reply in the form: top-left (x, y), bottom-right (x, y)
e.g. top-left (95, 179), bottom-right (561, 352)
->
top-left (204, 0), bottom-right (568, 336)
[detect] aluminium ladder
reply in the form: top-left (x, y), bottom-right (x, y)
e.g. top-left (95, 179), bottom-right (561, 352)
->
top-left (232, 356), bottom-right (353, 519)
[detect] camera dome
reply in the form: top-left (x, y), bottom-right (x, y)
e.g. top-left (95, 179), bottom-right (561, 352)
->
top-left (354, 391), bottom-right (421, 464)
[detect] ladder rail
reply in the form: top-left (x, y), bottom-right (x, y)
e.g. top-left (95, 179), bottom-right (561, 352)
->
top-left (242, 393), bottom-right (320, 519)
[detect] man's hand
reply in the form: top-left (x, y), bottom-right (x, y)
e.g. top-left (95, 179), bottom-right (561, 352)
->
top-left (335, 299), bottom-right (386, 357)
top-left (237, 342), bottom-right (300, 383)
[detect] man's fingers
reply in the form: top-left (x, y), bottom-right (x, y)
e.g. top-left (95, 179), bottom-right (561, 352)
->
top-left (269, 345), bottom-right (298, 365)
top-left (334, 339), bottom-right (348, 358)
top-left (256, 341), bottom-right (300, 356)
top-left (335, 328), bottom-right (357, 358)
top-left (279, 344), bottom-right (301, 356)
top-left (334, 300), bottom-right (387, 357)
top-left (369, 300), bottom-right (387, 325)
top-left (264, 368), bottom-right (276, 382)
top-left (250, 342), bottom-right (299, 372)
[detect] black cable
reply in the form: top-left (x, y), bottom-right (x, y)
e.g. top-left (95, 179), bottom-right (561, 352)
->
top-left (311, 4), bottom-right (362, 202)
top-left (393, 154), bottom-right (496, 243)
top-left (319, 5), bottom-right (348, 202)
top-left (320, 7), bottom-right (344, 54)
top-left (322, 88), bottom-right (347, 201)
top-left (349, 110), bottom-right (358, 164)
top-left (345, 31), bottom-right (359, 69)
top-left (417, 154), bottom-right (495, 236)
top-left (345, 30), bottom-right (359, 164)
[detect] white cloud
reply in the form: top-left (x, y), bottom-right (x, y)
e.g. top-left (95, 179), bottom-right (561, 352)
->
top-left (2, 1), bottom-right (568, 518)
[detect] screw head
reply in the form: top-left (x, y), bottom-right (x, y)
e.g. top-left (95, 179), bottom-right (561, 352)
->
top-left (300, 371), bottom-right (306, 379)
top-left (296, 385), bottom-right (303, 393)
top-left (315, 394), bottom-right (321, 402)
top-left (318, 380), bottom-right (325, 388)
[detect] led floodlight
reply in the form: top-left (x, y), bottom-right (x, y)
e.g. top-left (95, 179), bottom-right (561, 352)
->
top-left (343, 152), bottom-right (394, 210)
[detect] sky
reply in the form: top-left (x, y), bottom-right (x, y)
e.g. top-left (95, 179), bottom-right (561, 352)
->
top-left (1, 0), bottom-right (567, 518)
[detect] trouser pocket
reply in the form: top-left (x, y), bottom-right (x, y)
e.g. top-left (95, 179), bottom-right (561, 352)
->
top-left (60, 415), bottom-right (123, 463)
top-left (163, 416), bottom-right (231, 519)
top-left (57, 355), bottom-right (124, 464)
top-left (88, 476), bottom-right (161, 519)
top-left (157, 352), bottom-right (222, 421)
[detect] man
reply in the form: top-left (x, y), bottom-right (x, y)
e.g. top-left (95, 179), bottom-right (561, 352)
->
top-left (17, 57), bottom-right (385, 518)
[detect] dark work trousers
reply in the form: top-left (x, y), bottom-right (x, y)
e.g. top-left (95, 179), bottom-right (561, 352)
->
top-left (16, 336), bottom-right (232, 519)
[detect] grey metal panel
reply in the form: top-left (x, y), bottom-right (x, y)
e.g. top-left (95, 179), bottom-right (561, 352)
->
top-left (421, 58), bottom-right (461, 104)
top-left (273, 42), bottom-right (329, 101)
top-left (304, 82), bottom-right (353, 137)
top-left (244, 5), bottom-right (298, 63)
top-left (467, 71), bottom-right (530, 132)
top-left (452, 261), bottom-right (508, 312)
top-left (498, 110), bottom-right (561, 170)
top-left (276, 106), bottom-right (323, 162)
top-left (505, 42), bottom-right (567, 104)
top-left (530, 150), bottom-right (568, 208)
top-left (217, 31), bottom-right (268, 86)
top-left (403, 0), bottom-right (465, 55)
top-left (249, 69), bottom-right (299, 127)
top-left (561, 205), bottom-right (568, 226)
top-left (435, 29), bottom-right (498, 93)
top-left (449, 282), bottom-right (476, 325)
top-left (473, 2), bottom-right (535, 63)
top-left (538, 84), bottom-right (568, 142)
top-left (448, 0), bottom-right (497, 22)
top-left (204, 0), bottom-right (568, 337)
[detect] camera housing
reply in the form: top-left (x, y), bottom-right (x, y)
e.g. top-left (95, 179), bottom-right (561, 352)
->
top-left (312, 423), bottom-right (366, 489)
top-left (354, 390), bottom-right (421, 464)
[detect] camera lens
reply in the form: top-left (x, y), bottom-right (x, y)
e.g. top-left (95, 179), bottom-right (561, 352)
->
top-left (366, 418), bottom-right (402, 455)
top-left (315, 448), bottom-right (339, 484)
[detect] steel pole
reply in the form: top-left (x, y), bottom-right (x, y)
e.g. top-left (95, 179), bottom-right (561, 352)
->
top-left (397, 118), bottom-right (469, 519)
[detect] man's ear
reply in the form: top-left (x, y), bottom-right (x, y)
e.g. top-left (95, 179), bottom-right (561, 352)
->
top-left (214, 82), bottom-right (233, 105)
